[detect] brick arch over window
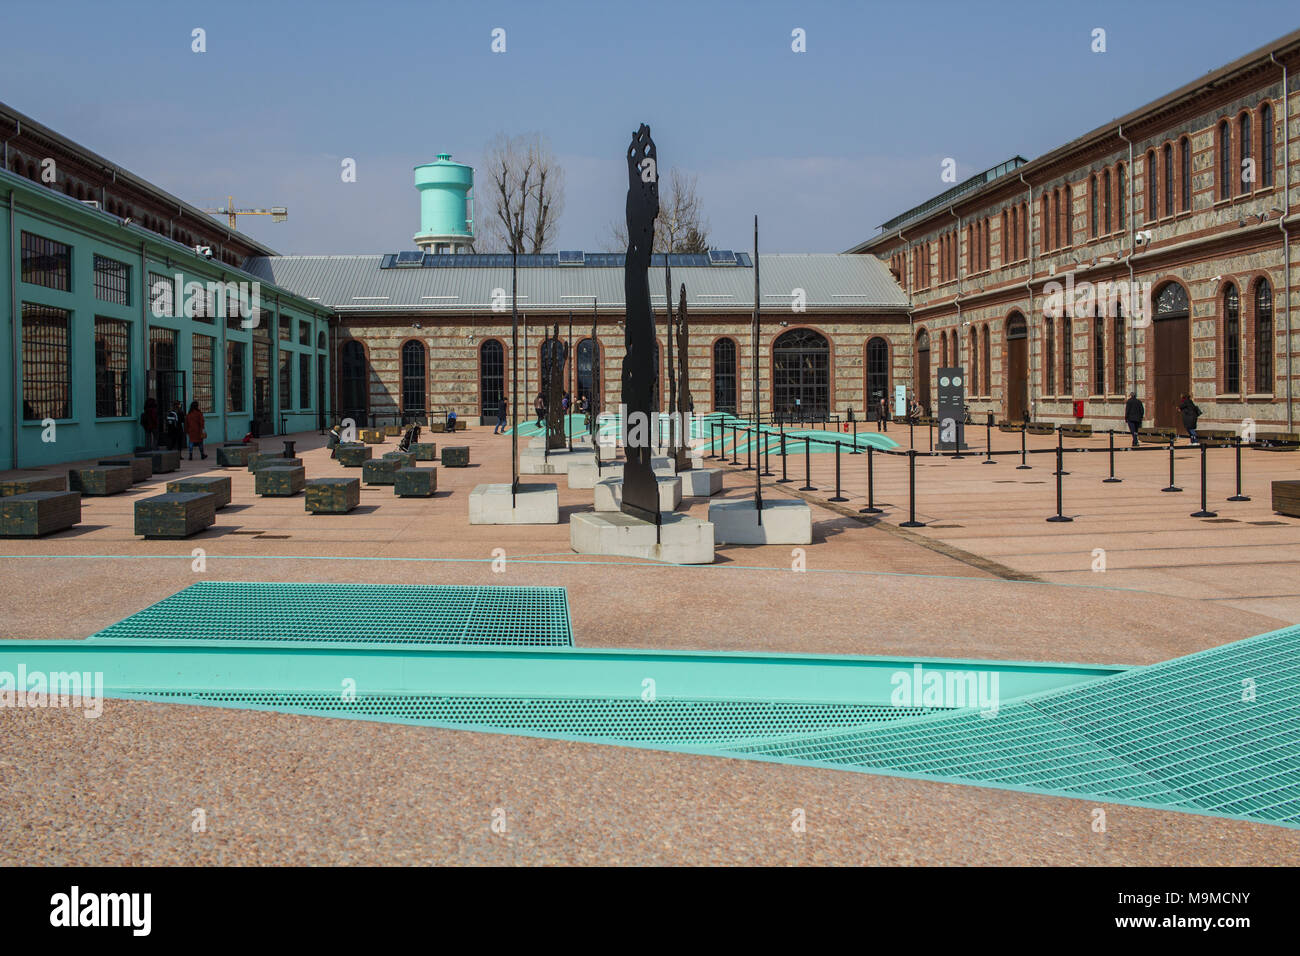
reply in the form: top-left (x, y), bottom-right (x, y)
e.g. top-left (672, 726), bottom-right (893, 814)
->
top-left (771, 326), bottom-right (832, 420)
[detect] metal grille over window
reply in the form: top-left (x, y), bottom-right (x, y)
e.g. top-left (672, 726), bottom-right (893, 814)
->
top-left (95, 317), bottom-right (131, 417)
top-left (21, 303), bottom-right (72, 420)
top-left (93, 254), bottom-right (130, 305)
top-left (21, 231), bottom-right (71, 290)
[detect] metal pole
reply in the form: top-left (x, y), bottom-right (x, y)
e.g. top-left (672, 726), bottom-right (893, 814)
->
top-left (753, 214), bottom-right (763, 521)
top-left (1046, 445), bottom-right (1073, 522)
top-left (900, 449), bottom-right (924, 527)
top-left (510, 252), bottom-right (518, 506)
top-left (830, 440), bottom-right (847, 501)
top-left (983, 417), bottom-right (995, 464)
top-left (800, 438), bottom-right (817, 491)
top-left (567, 310), bottom-right (573, 452)
top-left (928, 418), bottom-right (933, 452)
top-left (1191, 441), bottom-right (1217, 517)
top-left (744, 424), bottom-right (754, 471)
top-left (860, 444), bottom-right (882, 514)
top-left (731, 425), bottom-right (739, 465)
top-left (851, 416), bottom-right (861, 454)
top-left (761, 428), bottom-right (773, 476)
top-left (1228, 437), bottom-right (1250, 501)
top-left (1103, 429), bottom-right (1121, 483)
top-left (1016, 424), bottom-right (1030, 470)
top-left (778, 430), bottom-right (790, 483)
top-left (1054, 427), bottom-right (1069, 476)
top-left (707, 420), bottom-right (716, 459)
top-left (1162, 436), bottom-right (1182, 492)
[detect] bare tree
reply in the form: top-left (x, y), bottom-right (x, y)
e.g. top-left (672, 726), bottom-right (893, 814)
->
top-left (605, 168), bottom-right (710, 253)
top-left (476, 133), bottom-right (566, 253)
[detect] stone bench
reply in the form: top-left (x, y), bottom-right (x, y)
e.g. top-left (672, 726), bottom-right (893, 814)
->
top-left (0, 491), bottom-right (81, 537)
top-left (1272, 480), bottom-right (1300, 517)
top-left (1259, 432), bottom-right (1299, 452)
top-left (997, 421), bottom-right (1026, 432)
top-left (216, 445), bottom-right (255, 467)
top-left (223, 440), bottom-right (259, 452)
top-left (134, 449), bottom-right (180, 474)
top-left (360, 429), bottom-right (384, 444)
top-left (306, 477), bottom-right (361, 514)
top-left (1060, 424), bottom-right (1093, 438)
top-left (166, 475), bottom-right (232, 509)
top-left (68, 466), bottom-right (133, 496)
top-left (1026, 422), bottom-right (1056, 435)
top-left (1138, 427), bottom-right (1176, 443)
top-left (134, 491), bottom-right (216, 539)
top-left (336, 444), bottom-right (372, 467)
top-left (1196, 429), bottom-right (1237, 447)
top-left (441, 446), bottom-right (470, 468)
top-left (383, 424), bottom-right (402, 437)
top-left (248, 454), bottom-right (303, 472)
top-left (100, 457), bottom-right (153, 482)
top-left (382, 451), bottom-right (416, 468)
top-left (395, 467), bottom-right (437, 497)
top-left (0, 473), bottom-right (66, 496)
top-left (362, 459), bottom-right (400, 485)
top-left (409, 441), bottom-right (438, 461)
top-left (255, 466), bottom-right (306, 497)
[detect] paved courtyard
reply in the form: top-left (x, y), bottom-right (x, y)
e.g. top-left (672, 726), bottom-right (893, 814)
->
top-left (2, 423), bottom-right (1298, 864)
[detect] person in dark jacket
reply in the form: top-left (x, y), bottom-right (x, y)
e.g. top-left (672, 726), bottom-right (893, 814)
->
top-left (1124, 392), bottom-right (1144, 447)
top-left (534, 392), bottom-right (546, 426)
top-left (494, 396), bottom-right (508, 435)
top-left (185, 401), bottom-right (207, 460)
top-left (140, 398), bottom-right (160, 450)
top-left (1178, 393), bottom-right (1201, 444)
top-left (877, 396), bottom-right (889, 432)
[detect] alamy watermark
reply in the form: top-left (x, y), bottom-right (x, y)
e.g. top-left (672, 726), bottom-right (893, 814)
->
top-left (149, 274), bottom-right (261, 328)
top-left (1042, 272), bottom-right (1154, 327)
top-left (0, 665), bottom-right (104, 718)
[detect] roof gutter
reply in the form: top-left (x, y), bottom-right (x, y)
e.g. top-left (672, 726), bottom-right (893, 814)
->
top-left (1271, 52), bottom-right (1292, 430)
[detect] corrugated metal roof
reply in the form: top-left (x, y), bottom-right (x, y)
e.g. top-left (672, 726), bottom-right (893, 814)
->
top-left (241, 253), bottom-right (908, 314)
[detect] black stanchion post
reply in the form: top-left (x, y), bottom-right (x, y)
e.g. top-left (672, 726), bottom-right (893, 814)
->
top-left (744, 425), bottom-right (754, 471)
top-left (1054, 426), bottom-right (1070, 476)
top-left (983, 418), bottom-right (995, 464)
top-left (830, 441), bottom-right (847, 501)
top-left (860, 444), bottom-right (882, 514)
top-left (909, 419), bottom-right (914, 450)
top-left (1191, 442), bottom-right (1217, 517)
top-left (1047, 445), bottom-right (1073, 522)
top-left (900, 449), bottom-right (924, 527)
top-left (777, 430), bottom-right (790, 483)
top-left (1228, 437), bottom-right (1250, 501)
top-left (1103, 429), bottom-right (1121, 483)
top-left (928, 418), bottom-right (933, 452)
top-left (730, 425), bottom-right (739, 466)
top-left (761, 428), bottom-right (773, 476)
top-left (1017, 425), bottom-right (1030, 470)
top-left (800, 438), bottom-right (817, 491)
top-left (1162, 436), bottom-right (1182, 492)
top-left (851, 417), bottom-right (861, 454)
top-left (706, 421), bottom-right (716, 459)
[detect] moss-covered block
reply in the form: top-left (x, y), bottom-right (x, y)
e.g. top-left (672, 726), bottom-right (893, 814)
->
top-left (0, 473), bottom-right (66, 497)
top-left (255, 466), bottom-right (306, 497)
top-left (134, 491), bottom-right (216, 538)
top-left (166, 475), bottom-right (232, 509)
top-left (100, 458), bottom-right (153, 482)
top-left (68, 466), bottom-right (133, 496)
top-left (248, 455), bottom-right (303, 472)
top-left (362, 459), bottom-right (399, 485)
top-left (383, 424), bottom-right (402, 437)
top-left (409, 441), bottom-right (438, 461)
top-left (441, 446), bottom-right (470, 467)
top-left (337, 444), bottom-right (372, 467)
top-left (0, 491), bottom-right (81, 537)
top-left (217, 445), bottom-right (255, 467)
top-left (394, 467), bottom-right (437, 497)
top-left (382, 452), bottom-right (415, 467)
top-left (360, 429), bottom-right (384, 444)
top-left (306, 477), bottom-right (361, 513)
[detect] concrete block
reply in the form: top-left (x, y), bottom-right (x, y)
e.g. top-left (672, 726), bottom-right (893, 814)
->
top-left (134, 449), bottom-right (180, 474)
top-left (0, 474), bottom-right (66, 497)
top-left (255, 466), bottom-right (306, 497)
top-left (305, 477), bottom-right (361, 513)
top-left (570, 511), bottom-right (714, 565)
top-left (566, 460), bottom-right (623, 489)
top-left (166, 475), bottom-right (232, 509)
top-left (216, 445), bottom-right (255, 467)
top-left (0, 491), bottom-right (80, 537)
top-left (362, 459), bottom-right (400, 485)
top-left (134, 491), bottom-right (216, 538)
top-left (594, 475), bottom-right (682, 513)
top-left (709, 497), bottom-right (812, 545)
top-left (519, 447), bottom-right (592, 475)
top-left (468, 482), bottom-right (559, 524)
top-left (68, 466), bottom-right (132, 496)
top-left (394, 467), bottom-right (437, 497)
top-left (100, 458), bottom-right (152, 482)
top-left (679, 468), bottom-right (724, 497)
top-left (442, 446), bottom-right (470, 468)
top-left (409, 442), bottom-right (438, 461)
top-left (336, 444), bottom-right (372, 467)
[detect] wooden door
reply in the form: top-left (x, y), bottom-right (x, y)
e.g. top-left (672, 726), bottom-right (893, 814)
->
top-left (1153, 315), bottom-right (1189, 429)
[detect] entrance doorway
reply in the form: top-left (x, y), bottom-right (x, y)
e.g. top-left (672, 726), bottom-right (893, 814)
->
top-left (1005, 313), bottom-right (1028, 422)
top-left (1152, 282), bottom-right (1190, 429)
top-left (915, 329), bottom-right (931, 415)
top-left (866, 337), bottom-right (889, 420)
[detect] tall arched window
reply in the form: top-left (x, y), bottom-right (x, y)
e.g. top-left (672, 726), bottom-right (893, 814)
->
top-left (1223, 284), bottom-right (1241, 394)
top-left (1179, 137), bottom-right (1191, 212)
top-left (1042, 195), bottom-right (1052, 251)
top-left (1260, 102), bottom-right (1274, 188)
top-left (1052, 189), bottom-right (1061, 249)
top-left (1239, 112), bottom-right (1253, 193)
top-left (940, 330), bottom-right (949, 367)
top-left (1093, 309), bottom-right (1105, 396)
top-left (1061, 314), bottom-right (1073, 396)
top-left (981, 324), bottom-right (991, 396)
top-left (1008, 206), bottom-right (1017, 260)
top-left (712, 338), bottom-right (737, 414)
top-left (772, 328), bottom-right (830, 420)
top-left (576, 337), bottom-right (600, 409)
top-left (1163, 143), bottom-right (1174, 218)
top-left (1219, 120), bottom-right (1232, 199)
top-left (1147, 150), bottom-right (1159, 220)
top-left (1117, 163), bottom-right (1127, 229)
top-left (339, 340), bottom-right (368, 424)
top-left (1021, 202), bottom-right (1028, 257)
top-left (1045, 318), bottom-right (1056, 396)
top-left (1113, 304), bottom-right (1125, 394)
top-left (968, 327), bottom-right (979, 393)
top-left (400, 341), bottom-right (426, 421)
top-left (1063, 184), bottom-right (1073, 245)
top-left (1255, 279), bottom-right (1273, 393)
top-left (479, 339), bottom-right (504, 418)
top-left (1090, 174), bottom-right (1099, 238)
top-left (866, 337), bottom-right (889, 415)
top-left (1103, 169), bottom-right (1112, 232)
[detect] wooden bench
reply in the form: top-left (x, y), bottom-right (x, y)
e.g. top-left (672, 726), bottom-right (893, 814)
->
top-left (1059, 424), bottom-right (1093, 438)
top-left (1, 491), bottom-right (81, 537)
top-left (362, 459), bottom-right (400, 485)
top-left (409, 441), bottom-right (438, 461)
top-left (68, 465), bottom-right (133, 496)
top-left (383, 424), bottom-right (402, 437)
top-left (1138, 427), bottom-right (1176, 443)
top-left (360, 429), bottom-right (384, 444)
top-left (255, 466), bottom-right (306, 497)
top-left (1196, 429), bottom-right (1236, 447)
top-left (248, 455), bottom-right (303, 472)
top-left (336, 444), bottom-right (372, 467)
top-left (1026, 422), bottom-right (1055, 435)
top-left (997, 421), bottom-right (1025, 432)
top-left (1272, 481), bottom-right (1300, 517)
top-left (0, 473), bottom-right (66, 497)
top-left (441, 446), bottom-right (470, 467)
top-left (395, 467), bottom-right (437, 497)
top-left (1259, 432), bottom-right (1299, 452)
top-left (305, 477), bottom-right (361, 514)
top-left (166, 475), bottom-right (232, 509)
top-left (382, 451), bottom-right (416, 468)
top-left (134, 449), bottom-right (181, 474)
top-left (134, 491), bottom-right (216, 539)
top-left (216, 445), bottom-right (255, 467)
top-left (100, 457), bottom-right (153, 482)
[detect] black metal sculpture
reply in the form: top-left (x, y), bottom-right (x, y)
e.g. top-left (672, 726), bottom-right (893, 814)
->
top-left (620, 124), bottom-right (660, 524)
top-left (588, 302), bottom-right (599, 438)
top-left (544, 323), bottom-right (566, 451)
top-left (676, 282), bottom-right (693, 468)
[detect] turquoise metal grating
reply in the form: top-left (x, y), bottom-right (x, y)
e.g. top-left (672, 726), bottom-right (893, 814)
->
top-left (89, 581), bottom-right (574, 647)
top-left (731, 625), bottom-right (1300, 827)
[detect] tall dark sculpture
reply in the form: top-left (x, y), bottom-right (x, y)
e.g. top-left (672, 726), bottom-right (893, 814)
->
top-left (544, 323), bottom-right (566, 451)
top-left (588, 302), bottom-right (600, 439)
top-left (620, 124), bottom-right (660, 524)
top-left (665, 259), bottom-right (676, 459)
top-left (675, 282), bottom-right (693, 466)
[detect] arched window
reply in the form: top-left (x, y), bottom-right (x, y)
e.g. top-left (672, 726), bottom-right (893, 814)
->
top-left (1117, 163), bottom-right (1127, 229)
top-left (1093, 309), bottom-right (1105, 395)
top-left (712, 338), bottom-right (737, 414)
top-left (866, 337), bottom-right (889, 414)
top-left (968, 327), bottom-right (979, 394)
top-left (1239, 112), bottom-right (1252, 193)
top-left (940, 330), bottom-right (949, 367)
top-left (1179, 137), bottom-right (1191, 212)
top-left (1147, 150), bottom-right (1158, 220)
top-left (1008, 206), bottom-right (1017, 261)
top-left (1219, 120), bottom-right (1232, 200)
top-left (1260, 102), bottom-right (1274, 188)
top-left (1052, 189), bottom-right (1061, 250)
top-left (915, 329), bottom-right (931, 412)
top-left (339, 340), bottom-right (368, 424)
top-left (400, 340), bottom-right (426, 421)
top-left (1255, 279), bottom-right (1273, 393)
top-left (1061, 314), bottom-right (1073, 396)
top-left (576, 337), bottom-right (601, 409)
top-left (981, 325), bottom-right (991, 396)
top-left (1090, 175), bottom-right (1099, 238)
top-left (1063, 184), bottom-right (1073, 246)
top-left (1042, 195), bottom-right (1052, 251)
top-left (1163, 143), bottom-right (1173, 217)
top-left (1045, 318), bottom-right (1056, 395)
top-left (479, 339), bottom-right (505, 418)
top-left (1021, 201), bottom-right (1028, 257)
top-left (772, 328), bottom-right (830, 420)
top-left (1113, 304), bottom-right (1125, 394)
top-left (1102, 169), bottom-right (1112, 232)
top-left (1223, 284), bottom-right (1240, 394)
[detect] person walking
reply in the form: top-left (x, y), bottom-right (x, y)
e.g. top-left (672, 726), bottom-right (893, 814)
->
top-left (1178, 393), bottom-right (1201, 445)
top-left (877, 396), bottom-right (889, 432)
top-left (140, 397), bottom-right (160, 450)
top-left (165, 401), bottom-right (183, 451)
top-left (534, 392), bottom-right (546, 426)
top-left (1124, 391), bottom-right (1144, 447)
top-left (185, 401), bottom-right (207, 460)
top-left (494, 396), bottom-right (508, 435)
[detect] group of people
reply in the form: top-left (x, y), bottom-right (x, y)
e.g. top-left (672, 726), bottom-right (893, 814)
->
top-left (487, 392), bottom-right (590, 436)
top-left (1123, 392), bottom-right (1202, 446)
top-left (140, 398), bottom-right (208, 460)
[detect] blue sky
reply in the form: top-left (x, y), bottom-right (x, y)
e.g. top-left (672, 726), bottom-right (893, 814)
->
top-left (3, 0), bottom-right (1296, 254)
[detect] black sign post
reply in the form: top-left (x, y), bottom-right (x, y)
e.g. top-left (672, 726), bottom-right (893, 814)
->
top-left (937, 366), bottom-right (967, 452)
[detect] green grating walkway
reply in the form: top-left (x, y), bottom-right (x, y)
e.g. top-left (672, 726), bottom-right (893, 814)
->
top-left (88, 581), bottom-right (573, 647)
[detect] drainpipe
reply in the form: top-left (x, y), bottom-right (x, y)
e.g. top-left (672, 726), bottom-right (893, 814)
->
top-left (8, 188), bottom-right (17, 469)
top-left (1019, 172), bottom-right (1036, 419)
top-left (1271, 53), bottom-right (1293, 430)
top-left (1117, 124), bottom-right (1137, 397)
top-left (949, 206), bottom-right (963, 371)
top-left (896, 229), bottom-right (915, 400)
top-left (139, 239), bottom-right (149, 428)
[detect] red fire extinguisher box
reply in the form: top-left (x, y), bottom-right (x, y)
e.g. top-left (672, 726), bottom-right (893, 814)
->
top-left (1073, 399), bottom-right (1085, 419)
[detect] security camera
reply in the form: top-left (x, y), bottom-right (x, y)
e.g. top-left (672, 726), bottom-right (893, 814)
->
top-left (1210, 275), bottom-right (1222, 283)
top-left (194, 245), bottom-right (213, 257)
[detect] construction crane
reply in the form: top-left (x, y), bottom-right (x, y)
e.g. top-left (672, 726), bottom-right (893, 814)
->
top-left (201, 197), bottom-right (288, 230)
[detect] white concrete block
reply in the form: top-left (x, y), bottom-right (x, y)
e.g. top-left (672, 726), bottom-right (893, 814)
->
top-left (594, 475), bottom-right (682, 513)
top-left (570, 511), bottom-right (715, 564)
top-left (567, 460), bottom-right (624, 489)
top-left (708, 497), bottom-right (812, 545)
top-left (679, 467), bottom-right (724, 496)
top-left (519, 447), bottom-right (594, 475)
top-left (468, 482), bottom-right (559, 524)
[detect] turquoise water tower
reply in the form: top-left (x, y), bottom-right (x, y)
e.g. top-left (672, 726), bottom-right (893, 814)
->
top-left (413, 154), bottom-right (474, 253)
